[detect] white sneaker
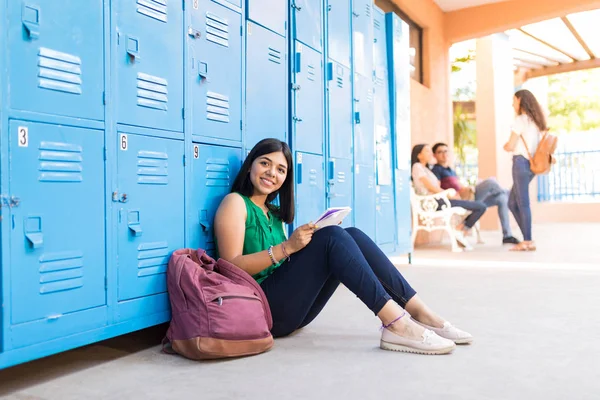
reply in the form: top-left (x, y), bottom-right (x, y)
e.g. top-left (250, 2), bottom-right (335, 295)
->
top-left (413, 320), bottom-right (474, 344)
top-left (380, 328), bottom-right (456, 355)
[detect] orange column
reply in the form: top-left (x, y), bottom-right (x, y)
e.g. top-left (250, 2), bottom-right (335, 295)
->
top-left (475, 34), bottom-right (515, 231)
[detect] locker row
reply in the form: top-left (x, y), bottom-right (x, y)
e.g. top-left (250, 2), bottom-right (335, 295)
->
top-left (0, 0), bottom-right (413, 368)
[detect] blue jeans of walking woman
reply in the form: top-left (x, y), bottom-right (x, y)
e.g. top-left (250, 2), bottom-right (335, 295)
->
top-left (508, 155), bottom-right (535, 241)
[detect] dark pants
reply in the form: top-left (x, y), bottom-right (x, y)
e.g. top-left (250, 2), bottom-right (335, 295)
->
top-left (260, 226), bottom-right (417, 338)
top-left (448, 199), bottom-right (487, 229)
top-left (508, 155), bottom-right (535, 241)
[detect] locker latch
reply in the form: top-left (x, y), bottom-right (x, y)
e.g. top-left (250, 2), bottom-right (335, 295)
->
top-left (291, 3), bottom-right (302, 11)
top-left (188, 27), bottom-right (201, 39)
top-left (291, 84), bottom-right (301, 91)
top-left (292, 116), bottom-right (303, 122)
top-left (112, 191), bottom-right (128, 203)
top-left (0, 196), bottom-right (20, 208)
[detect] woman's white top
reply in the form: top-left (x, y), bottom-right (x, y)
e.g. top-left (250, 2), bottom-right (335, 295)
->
top-left (412, 163), bottom-right (440, 196)
top-left (511, 114), bottom-right (541, 159)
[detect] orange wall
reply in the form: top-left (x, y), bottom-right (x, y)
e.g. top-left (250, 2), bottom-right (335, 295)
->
top-left (446, 0), bottom-right (600, 43)
top-left (375, 0), bottom-right (452, 149)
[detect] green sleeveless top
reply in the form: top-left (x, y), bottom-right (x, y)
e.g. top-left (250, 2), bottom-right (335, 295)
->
top-left (218, 194), bottom-right (287, 284)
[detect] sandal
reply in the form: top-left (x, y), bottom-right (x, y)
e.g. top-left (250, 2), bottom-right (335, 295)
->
top-left (509, 242), bottom-right (529, 252)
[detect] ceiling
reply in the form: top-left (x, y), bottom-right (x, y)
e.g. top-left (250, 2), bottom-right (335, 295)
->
top-left (433, 0), bottom-right (509, 12)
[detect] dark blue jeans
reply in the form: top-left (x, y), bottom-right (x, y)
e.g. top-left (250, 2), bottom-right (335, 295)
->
top-left (260, 226), bottom-right (417, 338)
top-left (509, 155), bottom-right (535, 241)
top-left (448, 199), bottom-right (487, 229)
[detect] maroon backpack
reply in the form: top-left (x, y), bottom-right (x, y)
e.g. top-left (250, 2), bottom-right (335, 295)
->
top-left (162, 249), bottom-right (274, 360)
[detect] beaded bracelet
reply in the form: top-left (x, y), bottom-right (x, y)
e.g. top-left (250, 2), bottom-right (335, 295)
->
top-left (267, 246), bottom-right (277, 266)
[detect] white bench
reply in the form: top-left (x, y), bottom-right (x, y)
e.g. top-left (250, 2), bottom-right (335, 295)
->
top-left (410, 188), bottom-right (483, 252)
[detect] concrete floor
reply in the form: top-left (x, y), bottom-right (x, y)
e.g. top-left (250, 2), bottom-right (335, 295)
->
top-left (1, 223), bottom-right (599, 400)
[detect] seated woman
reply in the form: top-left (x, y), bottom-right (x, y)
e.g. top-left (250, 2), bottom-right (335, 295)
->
top-left (411, 144), bottom-right (487, 237)
top-left (214, 138), bottom-right (472, 356)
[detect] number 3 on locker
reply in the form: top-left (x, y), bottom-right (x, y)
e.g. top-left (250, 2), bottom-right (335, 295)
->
top-left (18, 126), bottom-right (29, 147)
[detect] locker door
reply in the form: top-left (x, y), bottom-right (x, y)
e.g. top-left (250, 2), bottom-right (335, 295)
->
top-left (373, 7), bottom-right (389, 133)
top-left (295, 152), bottom-right (324, 227)
top-left (7, 0), bottom-right (104, 120)
top-left (327, 0), bottom-right (351, 67)
top-left (247, 0), bottom-right (287, 37)
top-left (328, 61), bottom-right (352, 160)
top-left (9, 121), bottom-right (105, 325)
top-left (115, 0), bottom-right (183, 132)
top-left (246, 22), bottom-right (287, 150)
top-left (354, 74), bottom-right (375, 166)
top-left (189, 0), bottom-right (242, 142)
top-left (353, 164), bottom-right (375, 239)
top-left (375, 124), bottom-right (395, 246)
top-left (352, 0), bottom-right (373, 78)
top-left (293, 43), bottom-right (324, 155)
top-left (293, 0), bottom-right (322, 52)
top-left (327, 158), bottom-right (353, 228)
top-left (190, 144), bottom-right (241, 256)
top-left (116, 134), bottom-right (184, 301)
top-left (395, 169), bottom-right (412, 251)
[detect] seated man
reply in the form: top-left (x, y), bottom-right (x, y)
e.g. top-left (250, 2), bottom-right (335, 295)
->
top-left (431, 143), bottom-right (519, 245)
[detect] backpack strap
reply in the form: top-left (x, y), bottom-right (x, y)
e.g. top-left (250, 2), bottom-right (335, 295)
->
top-left (519, 135), bottom-right (533, 160)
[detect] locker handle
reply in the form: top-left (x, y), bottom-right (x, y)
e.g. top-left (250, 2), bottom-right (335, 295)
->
top-left (25, 232), bottom-right (43, 248)
top-left (296, 163), bottom-right (303, 184)
top-left (200, 220), bottom-right (212, 232)
top-left (126, 36), bottom-right (141, 61)
top-left (291, 3), bottom-right (302, 11)
top-left (355, 111), bottom-right (361, 124)
top-left (353, 11), bottom-right (360, 17)
top-left (198, 62), bottom-right (208, 79)
top-left (328, 160), bottom-right (335, 180)
top-left (326, 62), bottom-right (333, 81)
top-left (128, 223), bottom-right (143, 237)
top-left (22, 4), bottom-right (40, 40)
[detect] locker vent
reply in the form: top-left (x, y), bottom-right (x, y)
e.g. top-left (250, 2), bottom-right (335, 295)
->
top-left (137, 242), bottom-right (169, 277)
top-left (268, 47), bottom-right (282, 65)
top-left (38, 141), bottom-right (83, 183)
top-left (309, 168), bottom-right (318, 187)
top-left (337, 171), bottom-right (346, 183)
top-left (205, 157), bottom-right (231, 187)
top-left (336, 76), bottom-right (344, 88)
top-left (365, 3), bottom-right (371, 17)
top-left (137, 73), bottom-right (168, 111)
top-left (366, 87), bottom-right (374, 102)
top-left (206, 12), bottom-right (230, 47)
top-left (206, 92), bottom-right (230, 123)
top-left (368, 175), bottom-right (374, 189)
top-left (381, 193), bottom-right (392, 203)
top-left (373, 19), bottom-right (381, 30)
top-left (37, 47), bottom-right (82, 95)
top-left (39, 251), bottom-right (84, 294)
top-left (137, 0), bottom-right (168, 23)
top-left (137, 151), bottom-right (169, 185)
top-left (307, 65), bottom-right (316, 82)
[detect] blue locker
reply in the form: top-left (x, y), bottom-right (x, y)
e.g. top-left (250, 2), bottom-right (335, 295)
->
top-left (353, 73), bottom-right (375, 166)
top-left (116, 134), bottom-right (184, 301)
top-left (292, 0), bottom-right (322, 52)
top-left (189, 0), bottom-right (243, 143)
top-left (395, 169), bottom-right (412, 250)
top-left (247, 0), bottom-right (287, 37)
top-left (295, 152), bottom-right (325, 227)
top-left (352, 0), bottom-right (374, 78)
top-left (293, 42), bottom-right (324, 155)
top-left (387, 13), bottom-right (412, 254)
top-left (327, 158), bottom-right (353, 228)
top-left (373, 7), bottom-right (390, 133)
top-left (246, 22), bottom-right (287, 150)
top-left (7, 0), bottom-right (104, 121)
top-left (327, 61), bottom-right (352, 160)
top-left (353, 164), bottom-right (376, 239)
top-left (8, 121), bottom-right (106, 340)
top-left (115, 0), bottom-right (184, 132)
top-left (327, 0), bottom-right (351, 68)
top-left (375, 124), bottom-right (395, 247)
top-left (189, 144), bottom-right (242, 256)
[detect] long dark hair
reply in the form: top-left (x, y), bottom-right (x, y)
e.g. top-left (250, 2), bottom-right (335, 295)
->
top-left (410, 144), bottom-right (426, 181)
top-left (515, 89), bottom-right (547, 132)
top-left (231, 138), bottom-right (295, 224)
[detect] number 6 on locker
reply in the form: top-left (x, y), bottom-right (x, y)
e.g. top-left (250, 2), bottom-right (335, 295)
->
top-left (119, 134), bottom-right (128, 151)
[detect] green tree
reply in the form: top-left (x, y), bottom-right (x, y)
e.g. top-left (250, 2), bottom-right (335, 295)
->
top-left (547, 68), bottom-right (600, 134)
top-left (453, 105), bottom-right (477, 165)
